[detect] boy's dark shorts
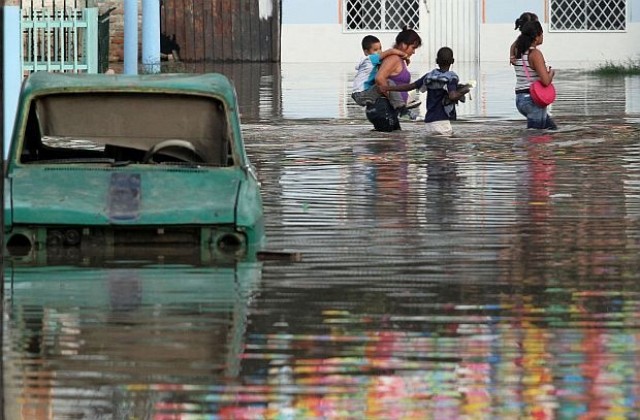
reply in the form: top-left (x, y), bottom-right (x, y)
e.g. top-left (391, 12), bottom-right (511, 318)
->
top-left (352, 82), bottom-right (404, 109)
top-left (351, 87), bottom-right (381, 106)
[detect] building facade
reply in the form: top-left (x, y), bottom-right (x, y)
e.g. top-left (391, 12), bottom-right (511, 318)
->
top-left (9, 0), bottom-right (640, 64)
top-left (282, 0), bottom-right (640, 65)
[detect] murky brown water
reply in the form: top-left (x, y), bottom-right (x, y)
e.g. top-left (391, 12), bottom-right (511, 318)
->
top-left (3, 64), bottom-right (640, 418)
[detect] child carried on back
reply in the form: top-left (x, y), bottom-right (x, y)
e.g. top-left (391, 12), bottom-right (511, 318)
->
top-left (351, 35), bottom-right (409, 107)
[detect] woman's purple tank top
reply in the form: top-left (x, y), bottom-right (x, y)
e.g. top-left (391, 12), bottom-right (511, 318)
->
top-left (388, 61), bottom-right (411, 102)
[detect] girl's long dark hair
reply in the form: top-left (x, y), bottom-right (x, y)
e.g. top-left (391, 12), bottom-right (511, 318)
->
top-left (515, 21), bottom-right (543, 58)
top-left (515, 12), bottom-right (538, 30)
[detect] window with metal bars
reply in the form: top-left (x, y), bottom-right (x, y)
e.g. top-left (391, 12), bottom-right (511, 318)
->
top-left (20, 0), bottom-right (93, 9)
top-left (550, 0), bottom-right (626, 31)
top-left (344, 0), bottom-right (420, 32)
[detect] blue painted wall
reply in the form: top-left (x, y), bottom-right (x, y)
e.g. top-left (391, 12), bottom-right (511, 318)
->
top-left (282, 0), bottom-right (640, 25)
top-left (484, 0), bottom-right (544, 24)
top-left (283, 0), bottom-right (337, 24)
top-left (485, 0), bottom-right (640, 24)
top-left (632, 0), bottom-right (640, 22)
top-left (282, 0), bottom-right (544, 25)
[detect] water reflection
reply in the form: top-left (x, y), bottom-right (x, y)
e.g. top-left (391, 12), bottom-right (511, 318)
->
top-left (3, 65), bottom-right (640, 417)
top-left (171, 62), bottom-right (640, 121)
top-left (237, 118), bottom-right (640, 418)
top-left (3, 258), bottom-right (262, 418)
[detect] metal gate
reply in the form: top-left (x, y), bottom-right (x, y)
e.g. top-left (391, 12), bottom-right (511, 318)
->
top-left (422, 0), bottom-right (479, 63)
top-left (21, 1), bottom-right (99, 74)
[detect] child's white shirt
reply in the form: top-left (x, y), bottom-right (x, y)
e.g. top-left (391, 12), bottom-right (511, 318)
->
top-left (352, 53), bottom-right (382, 93)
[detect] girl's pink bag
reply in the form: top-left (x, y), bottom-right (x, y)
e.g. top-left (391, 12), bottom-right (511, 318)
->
top-left (523, 58), bottom-right (556, 107)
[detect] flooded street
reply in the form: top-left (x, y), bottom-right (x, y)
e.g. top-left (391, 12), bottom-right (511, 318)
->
top-left (4, 63), bottom-right (640, 418)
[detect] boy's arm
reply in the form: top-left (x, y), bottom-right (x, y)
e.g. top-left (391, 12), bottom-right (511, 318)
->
top-left (378, 48), bottom-right (408, 61)
top-left (447, 81), bottom-right (471, 101)
top-left (380, 81), bottom-right (418, 93)
top-left (380, 74), bottom-right (424, 94)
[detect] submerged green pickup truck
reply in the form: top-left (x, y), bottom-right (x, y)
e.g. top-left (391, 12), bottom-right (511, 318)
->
top-left (4, 72), bottom-right (265, 260)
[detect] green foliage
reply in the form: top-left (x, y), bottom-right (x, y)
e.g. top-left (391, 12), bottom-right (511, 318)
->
top-left (590, 59), bottom-right (640, 76)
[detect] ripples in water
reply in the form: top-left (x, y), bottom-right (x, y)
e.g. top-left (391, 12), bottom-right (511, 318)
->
top-left (3, 73), bottom-right (640, 418)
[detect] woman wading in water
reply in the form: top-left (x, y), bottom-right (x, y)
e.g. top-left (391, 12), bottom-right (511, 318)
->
top-left (366, 28), bottom-right (422, 132)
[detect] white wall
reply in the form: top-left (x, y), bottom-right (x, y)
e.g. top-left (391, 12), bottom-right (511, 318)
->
top-left (281, 24), bottom-right (432, 64)
top-left (283, 22), bottom-right (640, 65)
top-left (480, 23), bottom-right (640, 66)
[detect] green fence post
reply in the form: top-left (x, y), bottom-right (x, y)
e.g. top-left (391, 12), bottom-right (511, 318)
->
top-left (85, 8), bottom-right (98, 73)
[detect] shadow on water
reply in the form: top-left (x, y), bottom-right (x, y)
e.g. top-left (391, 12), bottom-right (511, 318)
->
top-left (3, 61), bottom-right (640, 417)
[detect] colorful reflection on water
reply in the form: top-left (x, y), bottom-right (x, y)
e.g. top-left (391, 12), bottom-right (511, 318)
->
top-left (3, 66), bottom-right (640, 418)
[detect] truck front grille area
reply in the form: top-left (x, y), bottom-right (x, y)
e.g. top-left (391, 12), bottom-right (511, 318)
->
top-left (47, 227), bottom-right (202, 247)
top-left (5, 225), bottom-right (247, 262)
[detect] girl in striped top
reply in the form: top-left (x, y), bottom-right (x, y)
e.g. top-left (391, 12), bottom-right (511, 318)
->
top-left (513, 21), bottom-right (557, 130)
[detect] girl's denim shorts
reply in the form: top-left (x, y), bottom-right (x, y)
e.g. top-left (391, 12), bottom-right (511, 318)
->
top-left (515, 93), bottom-right (557, 130)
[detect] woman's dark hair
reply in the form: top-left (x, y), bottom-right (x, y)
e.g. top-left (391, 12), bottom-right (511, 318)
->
top-left (515, 12), bottom-right (539, 31)
top-left (395, 26), bottom-right (422, 48)
top-left (515, 21), bottom-right (543, 58)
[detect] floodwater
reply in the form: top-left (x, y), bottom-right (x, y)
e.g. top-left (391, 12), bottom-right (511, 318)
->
top-left (3, 63), bottom-right (640, 418)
